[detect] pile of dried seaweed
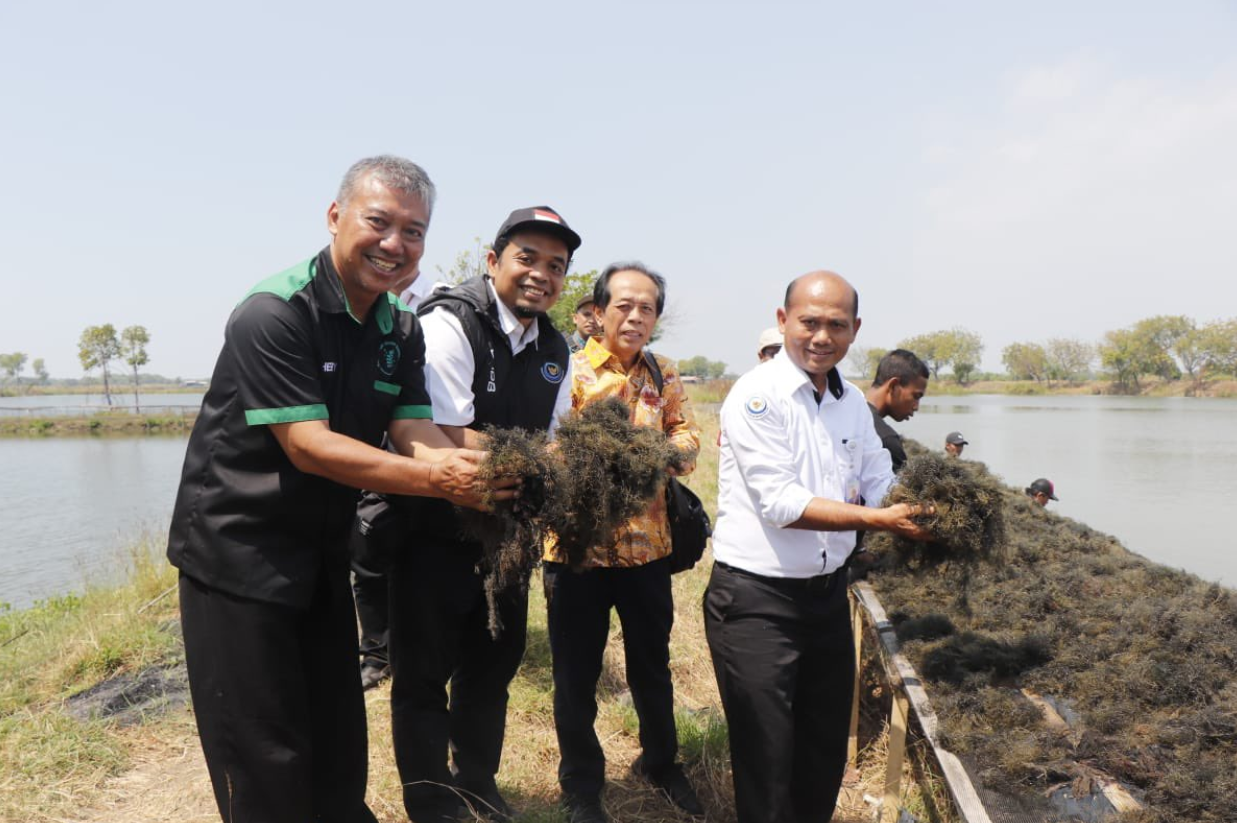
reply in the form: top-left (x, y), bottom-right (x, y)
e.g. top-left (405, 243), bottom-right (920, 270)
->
top-left (879, 451), bottom-right (1007, 568)
top-left (458, 397), bottom-right (679, 636)
top-left (866, 441), bottom-right (1237, 822)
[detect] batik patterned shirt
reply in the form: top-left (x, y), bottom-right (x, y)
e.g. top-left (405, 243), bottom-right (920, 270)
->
top-left (545, 337), bottom-right (700, 567)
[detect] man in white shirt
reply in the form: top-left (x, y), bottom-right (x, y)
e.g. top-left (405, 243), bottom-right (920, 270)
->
top-left (705, 271), bottom-right (931, 823)
top-left (388, 206), bottom-right (578, 823)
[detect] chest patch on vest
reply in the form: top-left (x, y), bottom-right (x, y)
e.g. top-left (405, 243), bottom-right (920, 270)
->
top-left (541, 362), bottom-right (566, 384)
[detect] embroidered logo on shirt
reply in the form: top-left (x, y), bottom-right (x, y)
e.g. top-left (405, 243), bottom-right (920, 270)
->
top-left (322, 362), bottom-right (337, 373)
top-left (377, 341), bottom-right (401, 377)
top-left (744, 395), bottom-right (769, 417)
top-left (541, 362), bottom-right (565, 384)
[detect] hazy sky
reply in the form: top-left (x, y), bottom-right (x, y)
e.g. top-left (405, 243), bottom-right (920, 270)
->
top-left (3, 1), bottom-right (1235, 380)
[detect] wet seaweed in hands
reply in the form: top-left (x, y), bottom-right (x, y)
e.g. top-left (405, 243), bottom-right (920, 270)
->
top-left (457, 425), bottom-right (565, 638)
top-left (551, 397), bottom-right (681, 569)
top-left (881, 451), bottom-right (1007, 568)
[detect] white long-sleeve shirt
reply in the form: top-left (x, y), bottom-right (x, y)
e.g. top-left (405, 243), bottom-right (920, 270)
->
top-left (712, 350), bottom-right (894, 577)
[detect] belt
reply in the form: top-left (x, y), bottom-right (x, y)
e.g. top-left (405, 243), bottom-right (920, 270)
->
top-left (714, 560), bottom-right (841, 593)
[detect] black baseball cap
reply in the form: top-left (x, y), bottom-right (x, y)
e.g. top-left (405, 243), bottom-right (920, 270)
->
top-left (1026, 478), bottom-right (1059, 500)
top-left (575, 295), bottom-right (596, 312)
top-left (945, 431), bottom-right (968, 446)
top-left (494, 206), bottom-right (582, 254)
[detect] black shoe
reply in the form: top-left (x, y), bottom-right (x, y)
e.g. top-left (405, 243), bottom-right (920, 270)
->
top-left (405, 799), bottom-right (466, 823)
top-left (562, 793), bottom-right (609, 823)
top-left (360, 662), bottom-right (390, 691)
top-left (631, 757), bottom-right (705, 817)
top-left (457, 781), bottom-right (514, 821)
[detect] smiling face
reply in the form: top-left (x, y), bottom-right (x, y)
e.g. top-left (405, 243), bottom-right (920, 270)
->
top-left (600, 269), bottom-right (661, 367)
top-left (776, 273), bottom-right (860, 391)
top-left (486, 230), bottom-right (569, 324)
top-left (327, 173), bottom-right (429, 319)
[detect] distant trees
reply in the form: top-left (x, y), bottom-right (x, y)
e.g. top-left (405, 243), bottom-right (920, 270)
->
top-left (1045, 338), bottom-right (1095, 384)
top-left (677, 356), bottom-right (727, 380)
top-left (436, 237), bottom-right (489, 287)
top-left (32, 358), bottom-right (48, 385)
top-left (120, 325), bottom-right (151, 411)
top-left (898, 328), bottom-right (984, 385)
top-left (1001, 342), bottom-right (1049, 384)
top-left (547, 270), bottom-right (600, 336)
top-left (846, 346), bottom-right (888, 381)
top-left (0, 352), bottom-right (28, 384)
top-left (78, 325), bottom-right (121, 405)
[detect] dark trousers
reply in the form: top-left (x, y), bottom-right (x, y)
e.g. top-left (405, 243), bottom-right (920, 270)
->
top-left (544, 559), bottom-right (678, 799)
top-left (352, 560), bottom-right (389, 668)
top-left (704, 562), bottom-right (854, 823)
top-left (388, 544), bottom-right (528, 819)
top-left (179, 565), bottom-right (377, 823)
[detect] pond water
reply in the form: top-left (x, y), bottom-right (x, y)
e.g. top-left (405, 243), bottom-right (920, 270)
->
top-left (898, 393), bottom-right (1237, 587)
top-left (1, 392), bottom-right (1233, 611)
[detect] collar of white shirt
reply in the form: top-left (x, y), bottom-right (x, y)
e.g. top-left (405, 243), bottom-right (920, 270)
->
top-left (397, 275), bottom-right (435, 313)
top-left (768, 348), bottom-right (846, 403)
top-left (486, 278), bottom-right (541, 352)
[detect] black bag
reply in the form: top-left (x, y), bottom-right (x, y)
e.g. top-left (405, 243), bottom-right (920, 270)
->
top-left (641, 350), bottom-right (712, 574)
top-left (666, 477), bottom-right (711, 573)
top-left (349, 491), bottom-right (407, 574)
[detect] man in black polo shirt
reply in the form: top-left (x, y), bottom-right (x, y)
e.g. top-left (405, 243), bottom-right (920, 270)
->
top-left (387, 206), bottom-right (580, 823)
top-left (168, 156), bottom-right (508, 823)
top-left (864, 348), bottom-right (930, 472)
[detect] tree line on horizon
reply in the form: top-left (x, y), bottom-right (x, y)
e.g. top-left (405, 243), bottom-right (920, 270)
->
top-left (848, 314), bottom-right (1237, 392)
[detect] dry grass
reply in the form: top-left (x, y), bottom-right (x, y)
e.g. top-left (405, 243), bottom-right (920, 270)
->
top-left (5, 406), bottom-right (936, 823)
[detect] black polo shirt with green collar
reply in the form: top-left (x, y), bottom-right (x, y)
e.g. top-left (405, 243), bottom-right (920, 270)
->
top-left (168, 247), bottom-right (432, 608)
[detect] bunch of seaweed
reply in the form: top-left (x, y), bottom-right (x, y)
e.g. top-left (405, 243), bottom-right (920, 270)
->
top-left (458, 397), bottom-right (680, 636)
top-left (879, 451), bottom-right (1007, 568)
top-left (458, 424), bottom-right (565, 637)
top-left (867, 440), bottom-right (1237, 821)
top-left (551, 397), bottom-right (680, 567)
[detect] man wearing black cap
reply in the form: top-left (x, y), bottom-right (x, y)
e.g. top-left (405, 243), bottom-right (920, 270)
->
top-left (945, 430), bottom-right (968, 457)
top-left (388, 206), bottom-right (580, 823)
top-left (567, 294), bottom-right (600, 352)
top-left (1025, 478), bottom-right (1058, 507)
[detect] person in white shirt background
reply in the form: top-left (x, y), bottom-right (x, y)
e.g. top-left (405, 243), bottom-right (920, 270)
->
top-left (705, 270), bottom-right (932, 823)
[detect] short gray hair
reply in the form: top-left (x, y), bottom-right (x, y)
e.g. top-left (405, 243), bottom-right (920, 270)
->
top-left (336, 155), bottom-right (437, 216)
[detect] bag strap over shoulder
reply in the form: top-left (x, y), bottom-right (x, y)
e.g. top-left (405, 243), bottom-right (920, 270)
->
top-left (641, 349), bottom-right (664, 395)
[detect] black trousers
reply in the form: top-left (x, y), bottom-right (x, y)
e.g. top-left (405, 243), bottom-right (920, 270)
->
top-left (704, 562), bottom-right (854, 823)
top-left (543, 559), bottom-right (678, 799)
top-left (352, 559), bottom-right (389, 668)
top-left (179, 564), bottom-right (377, 823)
top-left (388, 543), bottom-right (528, 819)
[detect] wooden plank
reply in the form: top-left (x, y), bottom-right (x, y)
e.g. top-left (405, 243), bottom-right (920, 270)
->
top-left (882, 689), bottom-right (909, 823)
top-left (847, 594), bottom-right (864, 765)
top-left (851, 583), bottom-right (994, 823)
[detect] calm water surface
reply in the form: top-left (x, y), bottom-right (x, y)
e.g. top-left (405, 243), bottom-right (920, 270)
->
top-left (899, 394), bottom-right (1237, 586)
top-left (1, 394), bottom-right (1234, 611)
top-left (0, 437), bottom-right (189, 610)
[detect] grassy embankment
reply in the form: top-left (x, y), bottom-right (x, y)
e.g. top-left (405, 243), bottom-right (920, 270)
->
top-left (0, 413), bottom-right (195, 437)
top-left (0, 398), bottom-right (937, 823)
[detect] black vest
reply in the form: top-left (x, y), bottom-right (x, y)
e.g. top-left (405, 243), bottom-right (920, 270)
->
top-left (417, 276), bottom-right (569, 432)
top-left (414, 276), bottom-right (570, 545)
